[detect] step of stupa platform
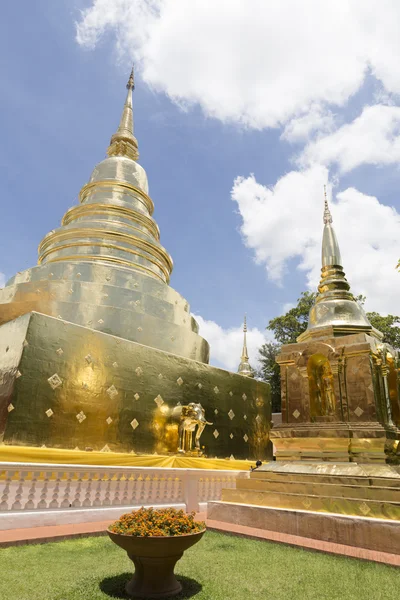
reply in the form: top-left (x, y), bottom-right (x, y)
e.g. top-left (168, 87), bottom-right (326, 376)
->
top-left (206, 501), bottom-right (400, 555)
top-left (221, 461), bottom-right (400, 520)
top-left (221, 487), bottom-right (400, 520)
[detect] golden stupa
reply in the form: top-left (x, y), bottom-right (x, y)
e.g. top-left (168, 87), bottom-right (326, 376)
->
top-left (0, 70), bottom-right (270, 463)
top-left (271, 190), bottom-right (400, 463)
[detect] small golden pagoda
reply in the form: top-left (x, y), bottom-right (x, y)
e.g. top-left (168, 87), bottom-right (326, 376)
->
top-left (271, 190), bottom-right (400, 463)
top-left (237, 316), bottom-right (255, 378)
top-left (0, 70), bottom-right (270, 463)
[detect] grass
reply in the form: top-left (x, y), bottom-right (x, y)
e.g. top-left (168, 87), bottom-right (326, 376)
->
top-left (0, 531), bottom-right (399, 600)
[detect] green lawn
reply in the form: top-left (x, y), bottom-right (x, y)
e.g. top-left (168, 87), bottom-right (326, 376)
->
top-left (0, 531), bottom-right (398, 600)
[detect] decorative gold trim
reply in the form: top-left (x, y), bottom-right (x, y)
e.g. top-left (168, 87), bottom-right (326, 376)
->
top-left (38, 228), bottom-right (173, 277)
top-left (79, 181), bottom-right (154, 215)
top-left (38, 240), bottom-right (169, 282)
top-left (39, 254), bottom-right (167, 283)
top-left (62, 204), bottom-right (160, 240)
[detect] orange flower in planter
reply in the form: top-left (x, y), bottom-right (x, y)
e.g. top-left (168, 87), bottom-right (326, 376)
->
top-left (109, 507), bottom-right (206, 537)
top-left (108, 507), bottom-right (206, 597)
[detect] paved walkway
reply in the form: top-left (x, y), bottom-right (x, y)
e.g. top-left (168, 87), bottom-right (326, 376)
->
top-left (0, 513), bottom-right (399, 567)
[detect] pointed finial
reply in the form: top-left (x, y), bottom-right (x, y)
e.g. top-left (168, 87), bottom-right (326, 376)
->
top-left (127, 66), bottom-right (135, 90)
top-left (323, 185), bottom-right (332, 225)
top-left (238, 314), bottom-right (254, 377)
top-left (107, 66), bottom-right (139, 161)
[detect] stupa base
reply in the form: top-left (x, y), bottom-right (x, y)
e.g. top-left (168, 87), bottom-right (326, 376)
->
top-left (0, 312), bottom-right (270, 461)
top-left (271, 422), bottom-right (400, 464)
top-left (0, 444), bottom-right (253, 470)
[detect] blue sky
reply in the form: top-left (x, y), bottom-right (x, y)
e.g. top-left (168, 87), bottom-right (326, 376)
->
top-left (1, 1), bottom-right (400, 370)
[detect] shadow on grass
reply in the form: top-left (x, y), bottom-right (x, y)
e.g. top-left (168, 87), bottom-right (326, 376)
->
top-left (100, 573), bottom-right (202, 599)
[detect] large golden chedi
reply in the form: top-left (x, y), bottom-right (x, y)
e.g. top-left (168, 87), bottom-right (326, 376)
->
top-left (0, 71), bottom-right (270, 460)
top-left (271, 193), bottom-right (400, 464)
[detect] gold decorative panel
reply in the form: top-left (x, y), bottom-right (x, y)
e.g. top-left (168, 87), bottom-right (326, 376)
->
top-left (0, 312), bottom-right (271, 460)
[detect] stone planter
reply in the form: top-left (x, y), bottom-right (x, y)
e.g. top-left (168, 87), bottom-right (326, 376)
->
top-left (107, 529), bottom-right (205, 598)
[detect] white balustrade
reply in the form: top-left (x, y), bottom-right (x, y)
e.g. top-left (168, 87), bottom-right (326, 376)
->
top-left (0, 463), bottom-right (248, 530)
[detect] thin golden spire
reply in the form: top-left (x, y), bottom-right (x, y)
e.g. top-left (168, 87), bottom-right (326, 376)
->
top-left (242, 314), bottom-right (249, 360)
top-left (126, 66), bottom-right (135, 90)
top-left (298, 185), bottom-right (374, 341)
top-left (238, 314), bottom-right (254, 377)
top-left (107, 65), bottom-right (139, 161)
top-left (323, 185), bottom-right (332, 225)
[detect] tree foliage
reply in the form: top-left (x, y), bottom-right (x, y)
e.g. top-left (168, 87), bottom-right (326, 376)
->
top-left (258, 291), bottom-right (400, 412)
top-left (267, 291), bottom-right (317, 345)
top-left (257, 342), bottom-right (282, 413)
top-left (366, 312), bottom-right (400, 348)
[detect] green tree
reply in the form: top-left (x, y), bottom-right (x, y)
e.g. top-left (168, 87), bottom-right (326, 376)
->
top-left (258, 292), bottom-right (400, 412)
top-left (366, 312), bottom-right (400, 348)
top-left (267, 291), bottom-right (317, 344)
top-left (257, 342), bottom-right (282, 413)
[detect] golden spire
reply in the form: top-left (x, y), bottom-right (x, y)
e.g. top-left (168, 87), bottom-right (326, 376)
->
top-left (321, 185), bottom-right (342, 268)
top-left (298, 186), bottom-right (375, 341)
top-left (107, 66), bottom-right (139, 161)
top-left (238, 315), bottom-right (255, 377)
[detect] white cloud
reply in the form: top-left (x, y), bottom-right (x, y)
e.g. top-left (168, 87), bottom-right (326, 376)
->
top-left (281, 106), bottom-right (335, 143)
top-left (232, 168), bottom-right (400, 315)
top-left (299, 105), bottom-right (400, 173)
top-left (0, 273), bottom-right (5, 288)
top-left (194, 314), bottom-right (269, 372)
top-left (231, 165), bottom-right (328, 282)
top-left (76, 0), bottom-right (400, 130)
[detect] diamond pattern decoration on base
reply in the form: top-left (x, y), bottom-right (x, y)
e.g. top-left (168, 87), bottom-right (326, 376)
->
top-left (229, 391), bottom-right (233, 397)
top-left (112, 362), bottom-right (118, 368)
top-left (106, 417), bottom-right (113, 425)
top-left (213, 386), bottom-right (219, 394)
top-left (7, 403), bottom-right (14, 412)
top-left (197, 383), bottom-right (202, 389)
top-left (359, 502), bottom-right (371, 515)
top-left (76, 411), bottom-right (86, 423)
top-left (228, 409), bottom-right (235, 420)
top-left (158, 373), bottom-right (163, 380)
top-left (45, 409), bottom-right (54, 418)
top-left (15, 370), bottom-right (22, 379)
top-left (293, 409), bottom-right (300, 419)
top-left (302, 498), bottom-right (312, 509)
top-left (56, 348), bottom-right (64, 356)
top-left (290, 371), bottom-right (299, 381)
top-left (229, 433), bottom-right (234, 439)
top-left (106, 385), bottom-right (118, 400)
top-left (213, 429), bottom-right (219, 439)
top-left (135, 367), bottom-right (143, 376)
top-left (242, 393), bottom-right (247, 401)
top-left (154, 394), bottom-right (164, 407)
top-left (85, 354), bottom-right (93, 364)
top-left (98, 319), bottom-right (104, 325)
top-left (214, 409), bottom-right (218, 415)
top-left (354, 406), bottom-right (364, 417)
top-left (48, 373), bottom-right (62, 390)
top-left (243, 434), bottom-right (249, 442)
top-left (243, 414), bottom-right (247, 420)
top-left (177, 377), bottom-right (183, 386)
top-left (131, 418), bottom-right (139, 430)
top-left (256, 414), bottom-right (262, 424)
top-left (134, 393), bottom-right (140, 401)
